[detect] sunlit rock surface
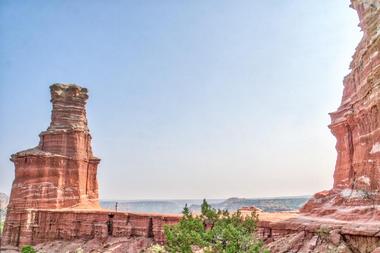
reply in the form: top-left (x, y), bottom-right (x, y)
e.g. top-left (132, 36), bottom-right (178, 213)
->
top-left (1, 0), bottom-right (379, 251)
top-left (257, 1), bottom-right (380, 252)
top-left (301, 0), bottom-right (380, 221)
top-left (1, 84), bottom-right (180, 248)
top-left (5, 84), bottom-right (100, 211)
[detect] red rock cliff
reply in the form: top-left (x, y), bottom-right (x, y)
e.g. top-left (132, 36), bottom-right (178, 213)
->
top-left (302, 0), bottom-right (380, 219)
top-left (6, 84), bottom-right (100, 211)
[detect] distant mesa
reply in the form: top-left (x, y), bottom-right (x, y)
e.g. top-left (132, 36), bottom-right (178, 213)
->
top-left (238, 206), bottom-right (263, 213)
top-left (99, 197), bottom-right (308, 214)
top-left (189, 197), bottom-right (308, 213)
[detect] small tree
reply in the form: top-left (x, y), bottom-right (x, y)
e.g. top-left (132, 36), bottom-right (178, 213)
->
top-left (165, 204), bottom-right (206, 252)
top-left (164, 200), bottom-right (269, 253)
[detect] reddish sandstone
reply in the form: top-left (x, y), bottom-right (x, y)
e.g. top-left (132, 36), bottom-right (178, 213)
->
top-left (6, 84), bottom-right (100, 211)
top-left (2, 0), bottom-right (380, 251)
top-left (301, 0), bottom-right (380, 220)
top-left (2, 84), bottom-right (180, 248)
top-left (254, 1), bottom-right (380, 251)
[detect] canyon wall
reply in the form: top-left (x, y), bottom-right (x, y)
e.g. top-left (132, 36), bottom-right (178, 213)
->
top-left (302, 0), bottom-right (380, 220)
top-left (253, 1), bottom-right (380, 251)
top-left (4, 209), bottom-right (179, 247)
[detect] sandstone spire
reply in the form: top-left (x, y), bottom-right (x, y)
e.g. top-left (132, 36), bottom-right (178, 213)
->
top-left (2, 84), bottom-right (182, 248)
top-left (5, 83), bottom-right (100, 213)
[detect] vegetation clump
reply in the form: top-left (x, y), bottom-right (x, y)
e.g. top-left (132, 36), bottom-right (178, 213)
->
top-left (162, 199), bottom-right (269, 253)
top-left (21, 245), bottom-right (37, 253)
top-left (316, 226), bottom-right (330, 242)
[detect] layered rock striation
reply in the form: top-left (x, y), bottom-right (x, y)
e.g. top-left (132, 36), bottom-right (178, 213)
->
top-left (2, 84), bottom-right (101, 246)
top-left (256, 1), bottom-right (380, 251)
top-left (1, 84), bottom-right (181, 248)
top-left (6, 84), bottom-right (100, 211)
top-left (301, 0), bottom-right (380, 220)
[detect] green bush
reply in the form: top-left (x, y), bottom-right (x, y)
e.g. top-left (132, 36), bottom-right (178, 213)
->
top-left (21, 245), bottom-right (37, 253)
top-left (164, 200), bottom-right (269, 253)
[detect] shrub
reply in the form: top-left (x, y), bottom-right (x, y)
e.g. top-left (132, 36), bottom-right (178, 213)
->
top-left (21, 245), bottom-right (37, 253)
top-left (164, 200), bottom-right (269, 253)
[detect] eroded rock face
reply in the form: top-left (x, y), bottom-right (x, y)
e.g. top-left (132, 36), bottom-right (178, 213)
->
top-left (257, 215), bottom-right (380, 253)
top-left (301, 0), bottom-right (380, 220)
top-left (3, 84), bottom-right (101, 246)
top-left (8, 84), bottom-right (100, 210)
top-left (265, 1), bottom-right (380, 250)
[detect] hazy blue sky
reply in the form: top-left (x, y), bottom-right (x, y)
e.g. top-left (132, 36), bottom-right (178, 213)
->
top-left (0, 1), bottom-right (361, 199)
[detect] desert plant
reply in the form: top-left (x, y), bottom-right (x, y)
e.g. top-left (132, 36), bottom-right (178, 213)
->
top-left (164, 200), bottom-right (269, 253)
top-left (21, 245), bottom-right (37, 253)
top-left (316, 226), bottom-right (330, 242)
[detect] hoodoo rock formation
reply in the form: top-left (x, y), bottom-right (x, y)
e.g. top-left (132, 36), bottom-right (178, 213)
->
top-left (1, 84), bottom-right (180, 250)
top-left (7, 84), bottom-right (100, 211)
top-left (301, 0), bottom-right (380, 220)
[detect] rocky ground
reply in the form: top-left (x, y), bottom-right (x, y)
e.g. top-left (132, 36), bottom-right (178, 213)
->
top-left (266, 231), bottom-right (380, 253)
top-left (260, 213), bottom-right (380, 252)
top-left (1, 237), bottom-right (154, 253)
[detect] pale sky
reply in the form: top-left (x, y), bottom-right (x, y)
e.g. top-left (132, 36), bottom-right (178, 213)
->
top-left (0, 1), bottom-right (362, 200)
